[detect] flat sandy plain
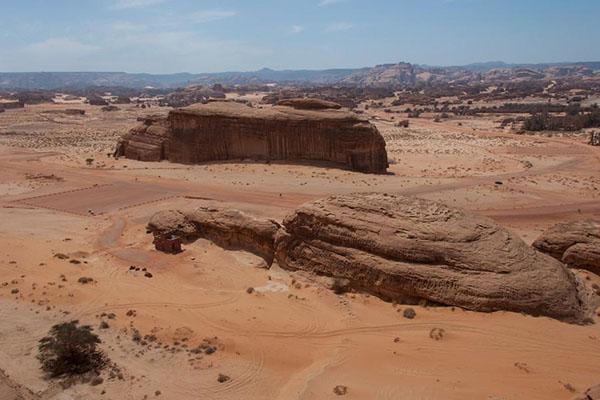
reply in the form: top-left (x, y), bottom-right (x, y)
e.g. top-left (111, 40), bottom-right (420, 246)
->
top-left (0, 101), bottom-right (599, 399)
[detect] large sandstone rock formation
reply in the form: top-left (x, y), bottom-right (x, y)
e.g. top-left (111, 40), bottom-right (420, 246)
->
top-left (533, 220), bottom-right (600, 274)
top-left (114, 115), bottom-right (170, 161)
top-left (148, 208), bottom-right (281, 265)
top-left (115, 101), bottom-right (388, 173)
top-left (148, 194), bottom-right (587, 322)
top-left (275, 98), bottom-right (342, 110)
top-left (275, 194), bottom-right (585, 321)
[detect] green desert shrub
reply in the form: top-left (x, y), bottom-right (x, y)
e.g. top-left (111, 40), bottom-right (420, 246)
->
top-left (37, 320), bottom-right (106, 378)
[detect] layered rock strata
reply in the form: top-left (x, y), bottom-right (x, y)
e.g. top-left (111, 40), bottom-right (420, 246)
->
top-left (533, 220), bottom-right (600, 274)
top-left (115, 101), bottom-right (388, 173)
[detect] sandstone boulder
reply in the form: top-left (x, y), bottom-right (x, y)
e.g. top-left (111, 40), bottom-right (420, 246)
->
top-left (533, 220), bottom-right (600, 274)
top-left (274, 194), bottom-right (585, 321)
top-left (117, 101), bottom-right (388, 173)
top-left (275, 98), bottom-right (342, 110)
top-left (88, 95), bottom-right (108, 106)
top-left (148, 207), bottom-right (281, 265)
top-left (147, 194), bottom-right (587, 322)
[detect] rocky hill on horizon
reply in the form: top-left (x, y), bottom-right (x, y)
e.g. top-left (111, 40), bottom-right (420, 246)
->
top-left (1, 61), bottom-right (600, 90)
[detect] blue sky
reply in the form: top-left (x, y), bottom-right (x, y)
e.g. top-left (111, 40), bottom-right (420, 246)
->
top-left (0, 0), bottom-right (598, 73)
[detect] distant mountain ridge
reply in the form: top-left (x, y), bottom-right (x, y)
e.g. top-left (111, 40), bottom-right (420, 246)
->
top-left (1, 61), bottom-right (599, 90)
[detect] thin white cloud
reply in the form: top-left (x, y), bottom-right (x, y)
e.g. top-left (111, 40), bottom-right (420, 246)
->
top-left (325, 22), bottom-right (353, 32)
top-left (23, 38), bottom-right (99, 55)
top-left (110, 0), bottom-right (168, 10)
top-left (318, 0), bottom-right (347, 6)
top-left (111, 20), bottom-right (146, 32)
top-left (190, 10), bottom-right (237, 23)
top-left (289, 25), bottom-right (304, 34)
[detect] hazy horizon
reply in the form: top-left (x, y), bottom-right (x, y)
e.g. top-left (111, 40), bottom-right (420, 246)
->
top-left (3, 59), bottom-right (600, 75)
top-left (1, 0), bottom-right (599, 74)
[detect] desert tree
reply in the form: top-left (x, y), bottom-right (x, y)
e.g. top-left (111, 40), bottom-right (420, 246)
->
top-left (37, 320), bottom-right (106, 378)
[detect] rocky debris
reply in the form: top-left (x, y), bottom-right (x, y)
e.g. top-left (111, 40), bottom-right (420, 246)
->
top-left (101, 105), bottom-right (120, 112)
top-left (88, 95), bottom-right (108, 106)
top-left (42, 109), bottom-right (86, 116)
top-left (533, 220), bottom-right (600, 274)
top-left (147, 194), bottom-right (588, 322)
top-left (217, 373), bottom-right (231, 383)
top-left (0, 100), bottom-right (24, 109)
top-left (396, 119), bottom-right (409, 128)
top-left (574, 384), bottom-right (600, 400)
top-left (65, 109), bottom-right (85, 115)
top-left (333, 385), bottom-right (348, 396)
top-left (275, 98), bottom-right (342, 110)
top-left (276, 194), bottom-right (586, 322)
top-left (114, 96), bottom-right (131, 104)
top-left (402, 308), bottom-right (416, 319)
top-left (160, 85), bottom-right (226, 107)
top-left (590, 131), bottom-right (600, 146)
top-left (116, 101), bottom-right (389, 173)
top-left (148, 207), bottom-right (281, 264)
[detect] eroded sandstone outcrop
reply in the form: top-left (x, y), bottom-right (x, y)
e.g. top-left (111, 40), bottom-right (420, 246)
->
top-left (148, 207), bottom-right (281, 265)
top-left (275, 194), bottom-right (585, 321)
top-left (115, 101), bottom-right (388, 173)
top-left (533, 220), bottom-right (600, 274)
top-left (275, 98), bottom-right (342, 110)
top-left (148, 194), bottom-right (587, 322)
top-left (114, 115), bottom-right (170, 161)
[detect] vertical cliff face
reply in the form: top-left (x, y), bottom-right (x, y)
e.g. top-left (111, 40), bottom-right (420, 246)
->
top-left (115, 116), bottom-right (170, 162)
top-left (116, 101), bottom-right (388, 174)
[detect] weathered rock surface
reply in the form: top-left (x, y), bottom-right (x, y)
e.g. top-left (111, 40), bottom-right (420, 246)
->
top-left (116, 101), bottom-right (388, 173)
top-left (160, 85), bottom-right (226, 107)
top-left (275, 194), bottom-right (585, 321)
top-left (574, 384), bottom-right (600, 400)
top-left (114, 115), bottom-right (170, 161)
top-left (533, 220), bottom-right (600, 274)
top-left (148, 207), bottom-right (281, 265)
top-left (275, 98), bottom-right (342, 110)
top-left (148, 194), bottom-right (587, 322)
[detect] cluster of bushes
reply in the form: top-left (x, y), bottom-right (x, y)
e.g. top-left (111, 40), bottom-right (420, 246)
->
top-left (523, 110), bottom-right (600, 132)
top-left (37, 321), bottom-right (106, 378)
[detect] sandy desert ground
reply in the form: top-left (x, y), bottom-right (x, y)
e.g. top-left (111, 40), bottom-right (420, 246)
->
top-left (1, 102), bottom-right (600, 399)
